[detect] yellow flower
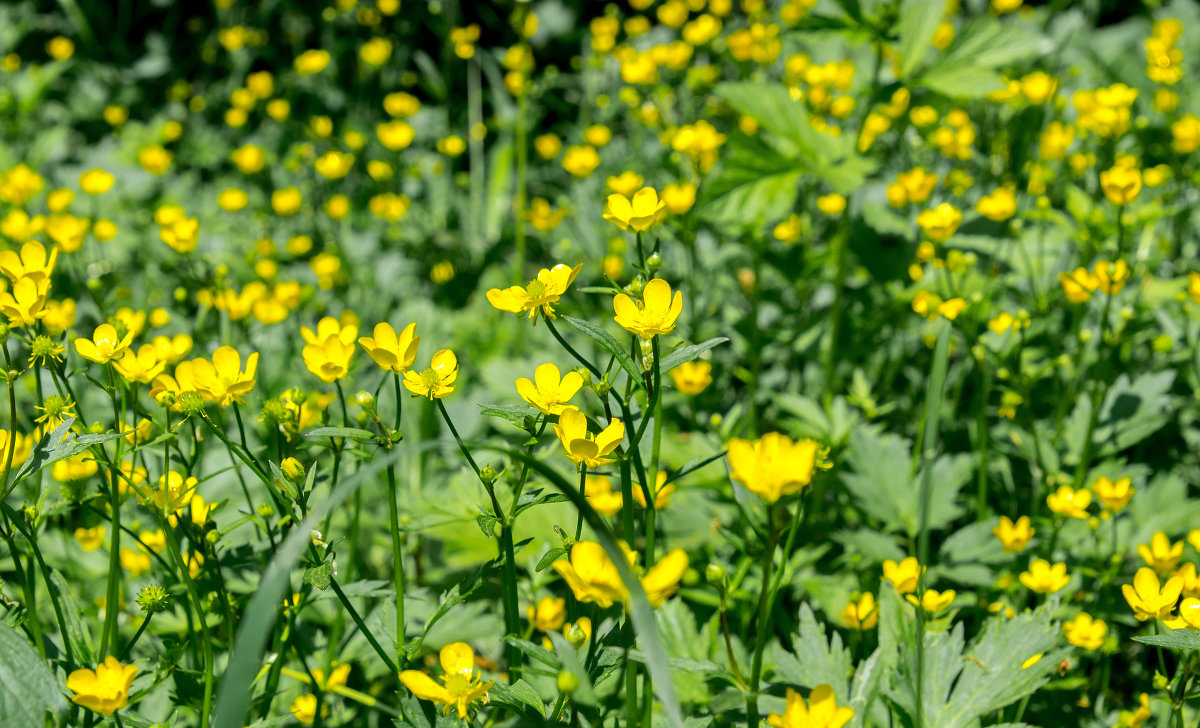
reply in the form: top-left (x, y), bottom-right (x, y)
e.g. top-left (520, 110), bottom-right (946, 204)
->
top-left (554, 408), bottom-right (624, 469)
top-left (1172, 114), bottom-right (1200, 153)
top-left (302, 334), bottom-right (355, 383)
top-left (1123, 567), bottom-right (1183, 621)
top-left (138, 146), bottom-right (172, 175)
top-left (631, 471), bottom-right (673, 509)
top-left (231, 144), bottom-right (266, 173)
top-left (403, 349), bottom-right (458, 399)
top-left (295, 49), bottom-right (331, 75)
top-left (192, 346), bottom-right (259, 405)
top-left (0, 210), bottom-right (45, 242)
top-left (1058, 267), bottom-right (1098, 303)
top-left (113, 345), bottom-right (166, 385)
top-left (613, 278), bottom-right (683, 340)
top-left (289, 694), bottom-right (320, 725)
top-left (486, 263), bottom-right (582, 321)
top-left (314, 150), bottom-right (354, 179)
top-left (159, 216), bottom-right (199, 253)
top-left (516, 363), bottom-right (584, 415)
top-left (66, 657), bottom-right (138, 716)
top-left (840, 593), bottom-right (878, 630)
top-left (120, 547), bottom-right (151, 577)
top-left (1094, 259), bottom-right (1129, 295)
top-left (1137, 531), bottom-right (1183, 575)
top-left (606, 171), bottom-right (645, 197)
top-left (562, 145), bottom-right (600, 178)
top-left (1100, 164), bottom-right (1141, 205)
top-left (1062, 612), bottom-right (1107, 650)
top-left (0, 275), bottom-right (48, 327)
top-left (816, 193), bottom-right (847, 216)
top-left (527, 596), bottom-right (567, 632)
top-left (661, 183), bottom-right (696, 215)
top-left (1019, 559), bottom-right (1070, 594)
top-left (399, 642), bottom-right (492, 719)
top-left (217, 188), bottom-right (248, 211)
top-left (641, 548), bottom-right (688, 607)
top-left (916, 203), bottom-right (962, 243)
top-left (74, 323), bottom-right (135, 364)
top-left (992, 515), bottom-right (1034, 553)
top-left (358, 322), bottom-right (420, 373)
top-left (74, 525), bottom-right (105, 551)
top-left (584, 474), bottom-right (624, 515)
top-left (47, 36), bottom-right (75, 61)
top-left (1046, 484), bottom-right (1091, 519)
top-left (603, 187), bottom-right (667, 232)
top-left (767, 685), bottom-right (854, 728)
top-left (1166, 597), bottom-right (1200, 630)
top-left (1020, 71), bottom-right (1058, 103)
top-left (272, 187), bottom-right (302, 216)
top-left (906, 588), bottom-right (956, 613)
top-left (882, 557), bottom-right (922, 594)
top-left (526, 198), bottom-right (568, 231)
top-left (45, 214), bottom-right (89, 252)
top-left (668, 360), bottom-right (712, 395)
top-left (727, 432), bottom-right (819, 503)
top-left (976, 186), bottom-right (1017, 222)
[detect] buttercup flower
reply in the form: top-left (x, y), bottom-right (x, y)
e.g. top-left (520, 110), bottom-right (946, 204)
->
top-left (1137, 531), bottom-right (1183, 575)
top-left (114, 345), bottom-right (166, 384)
top-left (841, 593), bottom-right (879, 630)
top-left (0, 275), bottom-right (49, 327)
top-left (727, 432), bottom-right (819, 503)
top-left (1019, 559), bottom-right (1070, 594)
top-left (66, 657), bottom-right (138, 715)
top-left (641, 547), bottom-right (688, 607)
top-left (74, 323), bottom-right (135, 364)
top-left (403, 349), bottom-right (458, 399)
top-left (358, 322), bottom-right (419, 373)
top-left (527, 596), bottom-right (566, 632)
top-left (882, 557), bottom-right (922, 594)
top-left (516, 362), bottom-right (583, 415)
top-left (1046, 484), bottom-right (1091, 519)
top-left (767, 684), bottom-right (854, 728)
top-left (613, 278), bottom-right (683, 340)
top-left (584, 475), bottom-right (623, 515)
top-left (668, 360), bottom-right (712, 394)
top-left (553, 542), bottom-right (631, 608)
top-left (993, 515), bottom-right (1034, 553)
top-left (554, 408), bottom-right (624, 469)
top-left (0, 240), bottom-right (57, 282)
top-left (1123, 567), bottom-right (1183, 621)
top-left (603, 187), bottom-right (667, 232)
top-left (631, 471), bottom-right (673, 509)
top-left (1092, 476), bottom-right (1134, 512)
top-left (1100, 164), bottom-right (1141, 205)
top-left (399, 642), bottom-right (492, 719)
top-left (907, 588), bottom-right (956, 613)
top-left (916, 203), bottom-right (962, 242)
top-left (192, 346), bottom-right (258, 405)
top-left (1062, 612), bottom-right (1107, 650)
top-left (487, 263), bottom-right (582, 321)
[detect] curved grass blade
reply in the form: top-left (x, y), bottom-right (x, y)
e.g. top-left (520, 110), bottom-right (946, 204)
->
top-left (562, 316), bottom-right (646, 392)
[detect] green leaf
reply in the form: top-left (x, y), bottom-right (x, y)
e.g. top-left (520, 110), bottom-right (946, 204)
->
top-left (476, 514), bottom-right (497, 540)
top-left (714, 82), bottom-right (821, 158)
top-left (915, 18), bottom-right (1048, 98)
top-left (562, 316), bottom-right (645, 391)
top-left (769, 603), bottom-right (853, 699)
top-left (267, 461), bottom-right (299, 501)
top-left (303, 427), bottom-right (377, 442)
top-left (896, 0), bottom-right (944, 78)
top-left (0, 621), bottom-right (66, 722)
top-left (699, 135), bottom-right (803, 226)
top-left (478, 402), bottom-right (541, 427)
top-left (304, 562), bottom-right (332, 591)
top-left (487, 679), bottom-right (547, 718)
top-left (660, 338), bottom-right (729, 372)
top-left (536, 547), bottom-right (567, 572)
top-left (1133, 629), bottom-right (1200, 651)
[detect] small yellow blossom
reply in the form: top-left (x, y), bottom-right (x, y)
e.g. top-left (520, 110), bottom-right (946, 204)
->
top-left (993, 515), bottom-right (1034, 553)
top-left (1123, 567), bottom-right (1183, 621)
top-left (516, 363), bottom-right (583, 415)
top-left (554, 408), bottom-right (624, 469)
top-left (613, 278), bottom-right (683, 340)
top-left (66, 657), bottom-right (138, 716)
top-left (1019, 559), bottom-right (1070, 594)
top-left (403, 349), bottom-right (458, 399)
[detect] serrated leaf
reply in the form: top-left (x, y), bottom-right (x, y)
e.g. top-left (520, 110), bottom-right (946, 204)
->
top-left (660, 338), bottom-right (729, 373)
top-left (1132, 629), bottom-right (1200, 651)
top-left (488, 679), bottom-right (546, 718)
top-left (562, 316), bottom-right (644, 390)
top-left (303, 427), bottom-right (377, 442)
top-left (303, 562), bottom-right (332, 591)
top-left (0, 622), bottom-right (65, 721)
top-left (769, 603), bottom-right (852, 698)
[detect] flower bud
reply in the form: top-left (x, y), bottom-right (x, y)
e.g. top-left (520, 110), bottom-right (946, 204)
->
top-left (705, 563), bottom-right (726, 586)
top-left (156, 391), bottom-right (177, 409)
top-left (137, 584), bottom-right (171, 613)
top-left (566, 622), bottom-right (588, 647)
top-left (179, 391), bottom-right (206, 416)
top-left (480, 465), bottom-right (498, 486)
top-left (206, 530), bottom-right (220, 544)
top-left (281, 457), bottom-right (305, 483)
top-left (256, 503), bottom-right (274, 519)
top-left (355, 390), bottom-right (376, 411)
top-left (89, 422), bottom-right (106, 434)
top-left (556, 670), bottom-right (580, 694)
top-left (646, 251), bottom-right (663, 271)
top-left (0, 322), bottom-right (10, 344)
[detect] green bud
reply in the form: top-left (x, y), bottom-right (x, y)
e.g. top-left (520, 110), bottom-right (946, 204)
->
top-left (566, 622), bottom-right (588, 647)
top-left (480, 465), bottom-right (498, 486)
top-left (355, 390), bottom-right (376, 411)
top-left (179, 391), bottom-right (206, 416)
top-left (137, 584), bottom-right (171, 613)
top-left (89, 422), bottom-right (105, 434)
top-left (281, 457), bottom-right (305, 483)
top-left (705, 563), bottom-right (726, 586)
top-left (156, 391), bottom-right (177, 409)
top-left (205, 530), bottom-right (219, 544)
top-left (256, 503), bottom-right (274, 519)
top-left (646, 251), bottom-right (663, 271)
top-left (556, 670), bottom-right (580, 694)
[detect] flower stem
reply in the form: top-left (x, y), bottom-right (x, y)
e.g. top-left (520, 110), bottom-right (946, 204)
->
top-left (747, 503), bottom-right (783, 727)
top-left (385, 461), bottom-right (406, 664)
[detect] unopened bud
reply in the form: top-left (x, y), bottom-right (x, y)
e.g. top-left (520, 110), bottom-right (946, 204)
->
top-left (706, 563), bottom-right (726, 586)
top-left (480, 465), bottom-right (498, 485)
top-left (646, 251), bottom-right (662, 271)
top-left (556, 670), bottom-right (580, 694)
top-left (281, 457), bottom-right (305, 483)
top-left (355, 390), bottom-right (375, 411)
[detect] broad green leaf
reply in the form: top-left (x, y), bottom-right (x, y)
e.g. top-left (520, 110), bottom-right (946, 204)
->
top-left (1132, 629), bottom-right (1200, 651)
top-left (897, 0), bottom-right (944, 78)
top-left (0, 622), bottom-right (65, 722)
top-left (487, 679), bottom-right (546, 718)
top-left (699, 135), bottom-right (803, 226)
top-left (713, 82), bottom-right (821, 159)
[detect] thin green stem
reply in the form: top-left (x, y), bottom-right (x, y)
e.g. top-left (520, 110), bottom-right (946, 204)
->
top-left (747, 503), bottom-right (782, 727)
top-left (385, 462), bottom-right (406, 664)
